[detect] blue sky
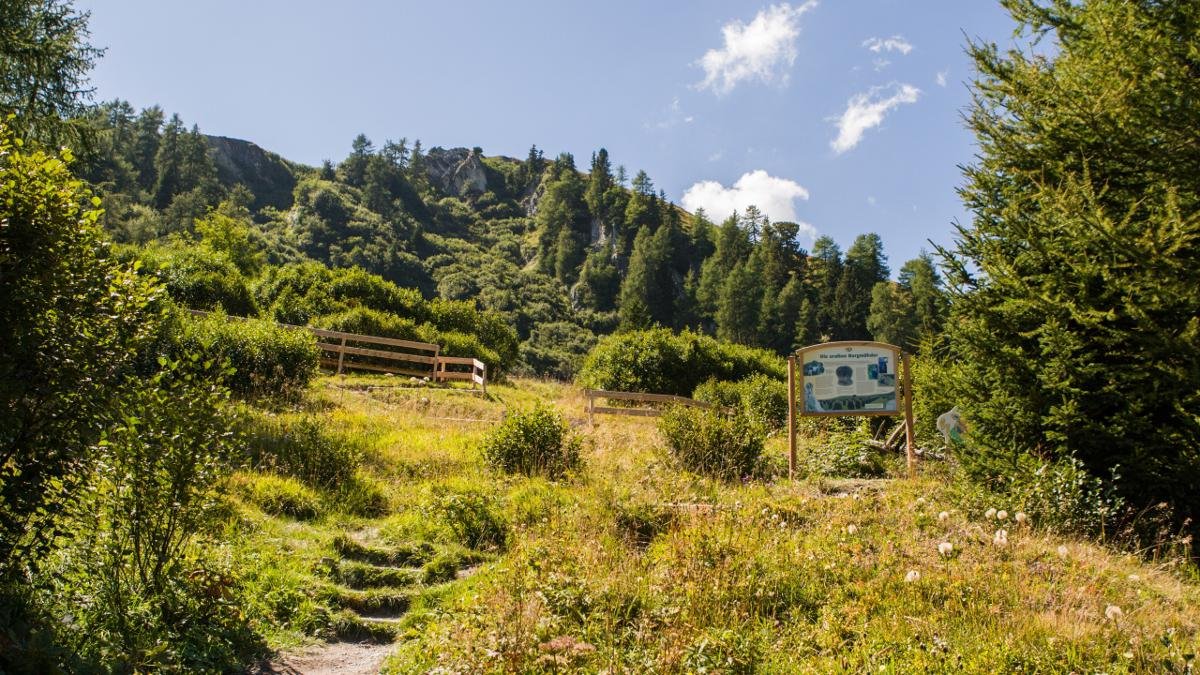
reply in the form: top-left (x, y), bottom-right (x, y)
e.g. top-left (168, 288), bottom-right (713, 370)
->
top-left (77, 1), bottom-right (1018, 270)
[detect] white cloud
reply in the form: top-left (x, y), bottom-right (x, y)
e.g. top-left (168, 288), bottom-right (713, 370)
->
top-left (862, 35), bottom-right (913, 55)
top-left (696, 2), bottom-right (817, 96)
top-left (873, 58), bottom-right (891, 71)
top-left (830, 82), bottom-right (920, 154)
top-left (681, 170), bottom-right (815, 237)
top-left (935, 70), bottom-right (948, 87)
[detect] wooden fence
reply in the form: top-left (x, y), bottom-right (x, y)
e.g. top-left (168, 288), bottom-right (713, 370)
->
top-left (188, 310), bottom-right (486, 392)
top-left (583, 388), bottom-right (723, 424)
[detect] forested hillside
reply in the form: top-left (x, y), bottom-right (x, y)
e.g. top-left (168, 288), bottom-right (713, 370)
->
top-left (72, 102), bottom-right (945, 379)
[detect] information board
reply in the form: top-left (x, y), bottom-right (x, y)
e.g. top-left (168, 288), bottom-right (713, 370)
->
top-left (798, 342), bottom-right (899, 415)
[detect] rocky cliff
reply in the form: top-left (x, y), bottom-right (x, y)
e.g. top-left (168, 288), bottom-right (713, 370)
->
top-left (205, 135), bottom-right (297, 212)
top-left (423, 147), bottom-right (489, 197)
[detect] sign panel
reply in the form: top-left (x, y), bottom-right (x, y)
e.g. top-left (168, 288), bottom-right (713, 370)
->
top-left (798, 342), bottom-right (899, 415)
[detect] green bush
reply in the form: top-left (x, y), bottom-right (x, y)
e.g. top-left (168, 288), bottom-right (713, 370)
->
top-left (137, 243), bottom-right (257, 316)
top-left (482, 405), bottom-right (582, 479)
top-left (799, 425), bottom-right (889, 478)
top-left (693, 374), bottom-right (788, 431)
top-left (578, 328), bottom-right (784, 397)
top-left (422, 487), bottom-right (508, 551)
top-left (241, 413), bottom-right (362, 489)
top-left (658, 406), bottom-right (763, 481)
top-left (240, 474), bottom-right (322, 520)
top-left (179, 313), bottom-right (319, 398)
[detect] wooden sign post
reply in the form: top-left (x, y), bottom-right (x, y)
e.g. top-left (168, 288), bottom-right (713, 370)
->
top-left (786, 341), bottom-right (916, 479)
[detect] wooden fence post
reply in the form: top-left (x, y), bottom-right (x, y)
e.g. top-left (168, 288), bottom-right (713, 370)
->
top-left (902, 352), bottom-right (916, 478)
top-left (787, 356), bottom-right (797, 481)
top-left (336, 336), bottom-right (347, 376)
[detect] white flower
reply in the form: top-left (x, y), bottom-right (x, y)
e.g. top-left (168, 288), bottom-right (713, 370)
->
top-left (846, 524), bottom-right (858, 535)
top-left (1057, 545), bottom-right (1069, 559)
top-left (985, 508), bottom-right (997, 519)
top-left (1014, 512), bottom-right (1027, 524)
top-left (993, 529), bottom-right (1009, 547)
top-left (905, 570), bottom-right (920, 583)
top-left (996, 510), bottom-right (1008, 521)
top-left (938, 541), bottom-right (953, 557)
top-left (938, 511), bottom-right (950, 522)
top-left (1105, 604), bottom-right (1124, 621)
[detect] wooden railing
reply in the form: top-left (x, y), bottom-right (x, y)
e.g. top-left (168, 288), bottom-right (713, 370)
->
top-left (434, 355), bottom-right (487, 393)
top-left (188, 310), bottom-right (486, 391)
top-left (583, 388), bottom-right (724, 423)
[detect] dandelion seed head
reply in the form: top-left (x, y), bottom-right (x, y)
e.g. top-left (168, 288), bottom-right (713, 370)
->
top-left (846, 524), bottom-right (858, 535)
top-left (1014, 512), bottom-right (1027, 524)
top-left (938, 541), bottom-right (953, 557)
top-left (1057, 545), bottom-right (1069, 558)
top-left (1105, 604), bottom-right (1124, 621)
top-left (938, 511), bottom-right (949, 522)
top-left (997, 510), bottom-right (1008, 521)
top-left (985, 508), bottom-right (997, 519)
top-left (905, 570), bottom-right (920, 583)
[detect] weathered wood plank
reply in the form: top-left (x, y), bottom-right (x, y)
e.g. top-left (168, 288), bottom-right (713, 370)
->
top-left (316, 342), bottom-right (437, 364)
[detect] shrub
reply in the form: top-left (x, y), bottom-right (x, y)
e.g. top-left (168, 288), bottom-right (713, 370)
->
top-left (658, 406), bottom-right (763, 481)
top-left (240, 413), bottom-right (362, 489)
top-left (179, 313), bottom-right (319, 398)
top-left (422, 487), bottom-right (508, 551)
top-left (799, 424), bottom-right (889, 478)
top-left (137, 243), bottom-right (257, 316)
top-left (578, 328), bottom-right (784, 397)
top-left (693, 374), bottom-right (788, 431)
top-left (482, 405), bottom-right (582, 479)
top-left (0, 129), bottom-right (165, 575)
top-left (239, 473), bottom-right (322, 520)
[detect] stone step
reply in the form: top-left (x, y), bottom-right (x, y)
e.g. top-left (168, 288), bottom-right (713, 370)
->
top-left (333, 534), bottom-right (434, 567)
top-left (336, 560), bottom-right (421, 590)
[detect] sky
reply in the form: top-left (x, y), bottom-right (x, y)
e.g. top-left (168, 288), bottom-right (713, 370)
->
top-left (76, 0), bottom-right (1019, 271)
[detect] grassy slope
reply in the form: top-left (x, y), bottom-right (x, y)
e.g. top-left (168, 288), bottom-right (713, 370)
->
top-left (231, 375), bottom-right (1200, 673)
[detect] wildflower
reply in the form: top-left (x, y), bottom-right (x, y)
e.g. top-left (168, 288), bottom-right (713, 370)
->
top-left (1056, 545), bottom-right (1069, 559)
top-left (993, 529), bottom-right (1008, 547)
top-left (996, 510), bottom-right (1008, 521)
top-left (985, 508), bottom-right (997, 519)
top-left (1014, 512), bottom-right (1027, 524)
top-left (1105, 604), bottom-right (1124, 621)
top-left (916, 497), bottom-right (927, 506)
top-left (846, 524), bottom-right (858, 535)
top-left (938, 511), bottom-right (949, 522)
top-left (905, 570), bottom-right (920, 583)
top-left (938, 541), bottom-right (953, 557)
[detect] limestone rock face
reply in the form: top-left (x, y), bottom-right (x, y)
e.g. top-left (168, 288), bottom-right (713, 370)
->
top-left (204, 135), bottom-right (296, 211)
top-left (424, 147), bottom-right (488, 196)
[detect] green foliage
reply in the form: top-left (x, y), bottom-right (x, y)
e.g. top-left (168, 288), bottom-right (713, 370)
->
top-left (0, 127), bottom-right (164, 575)
top-left (949, 0), bottom-right (1200, 544)
top-left (51, 356), bottom-right (264, 670)
top-left (136, 242), bottom-right (257, 315)
top-left (517, 321), bottom-right (598, 380)
top-left (422, 487), bottom-right (508, 551)
top-left (241, 413), bottom-right (363, 489)
top-left (239, 473), bottom-right (322, 520)
top-left (482, 404), bottom-right (581, 479)
top-left (658, 406), bottom-right (763, 481)
top-left (693, 373), bottom-right (788, 431)
top-left (799, 424), bottom-right (889, 478)
top-left (179, 313), bottom-right (319, 398)
top-left (0, 0), bottom-right (101, 146)
top-left (578, 328), bottom-right (784, 397)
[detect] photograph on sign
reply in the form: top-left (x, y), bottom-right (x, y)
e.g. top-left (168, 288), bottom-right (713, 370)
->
top-left (801, 344), bottom-right (898, 414)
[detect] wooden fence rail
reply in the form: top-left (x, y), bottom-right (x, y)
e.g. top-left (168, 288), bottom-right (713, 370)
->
top-left (583, 388), bottom-right (723, 424)
top-left (188, 310), bottom-right (486, 392)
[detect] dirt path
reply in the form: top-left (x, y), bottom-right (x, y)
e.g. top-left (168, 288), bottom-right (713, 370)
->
top-left (258, 642), bottom-right (395, 675)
